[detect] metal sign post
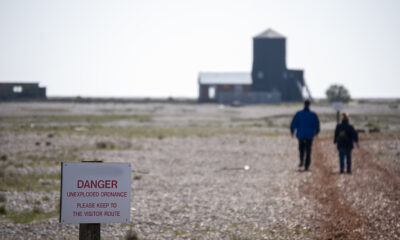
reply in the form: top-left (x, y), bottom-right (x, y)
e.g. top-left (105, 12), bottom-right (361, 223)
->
top-left (336, 111), bottom-right (340, 124)
top-left (332, 102), bottom-right (344, 124)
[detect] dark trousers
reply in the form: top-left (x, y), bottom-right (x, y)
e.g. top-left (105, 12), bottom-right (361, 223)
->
top-left (299, 139), bottom-right (313, 170)
top-left (339, 148), bottom-right (352, 173)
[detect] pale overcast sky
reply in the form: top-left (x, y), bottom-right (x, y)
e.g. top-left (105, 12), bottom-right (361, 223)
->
top-left (0, 0), bottom-right (399, 98)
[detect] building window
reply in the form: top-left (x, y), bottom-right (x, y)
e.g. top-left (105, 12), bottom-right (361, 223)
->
top-left (222, 85), bottom-right (231, 90)
top-left (208, 86), bottom-right (216, 99)
top-left (234, 85), bottom-right (243, 93)
top-left (257, 71), bottom-right (264, 79)
top-left (13, 86), bottom-right (23, 93)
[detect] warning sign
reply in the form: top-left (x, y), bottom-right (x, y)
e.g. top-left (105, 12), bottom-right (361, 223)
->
top-left (60, 162), bottom-right (131, 223)
top-left (332, 101), bottom-right (344, 112)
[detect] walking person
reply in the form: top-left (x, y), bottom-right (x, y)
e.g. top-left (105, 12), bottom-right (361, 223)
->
top-left (334, 113), bottom-right (359, 174)
top-left (290, 99), bottom-right (320, 171)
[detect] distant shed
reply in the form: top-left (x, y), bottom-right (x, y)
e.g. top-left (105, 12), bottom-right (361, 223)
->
top-left (198, 28), bottom-right (311, 104)
top-left (198, 72), bottom-right (280, 104)
top-left (0, 82), bottom-right (46, 101)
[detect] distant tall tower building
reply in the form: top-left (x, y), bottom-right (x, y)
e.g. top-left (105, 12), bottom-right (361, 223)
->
top-left (251, 29), bottom-right (304, 101)
top-left (198, 28), bottom-right (309, 104)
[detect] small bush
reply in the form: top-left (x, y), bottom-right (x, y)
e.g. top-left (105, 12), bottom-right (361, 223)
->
top-left (174, 230), bottom-right (183, 236)
top-left (157, 134), bottom-right (165, 140)
top-left (96, 141), bottom-right (115, 149)
top-left (0, 193), bottom-right (6, 202)
top-left (0, 205), bottom-right (6, 215)
top-left (32, 206), bottom-right (43, 214)
top-left (125, 229), bottom-right (139, 240)
top-left (0, 172), bottom-right (60, 192)
top-left (6, 209), bottom-right (45, 224)
top-left (42, 196), bottom-right (50, 202)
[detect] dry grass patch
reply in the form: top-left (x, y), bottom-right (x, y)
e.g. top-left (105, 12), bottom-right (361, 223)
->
top-left (0, 171), bottom-right (60, 192)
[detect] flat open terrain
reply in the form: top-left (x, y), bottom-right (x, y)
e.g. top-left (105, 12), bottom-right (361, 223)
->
top-left (0, 101), bottom-right (399, 239)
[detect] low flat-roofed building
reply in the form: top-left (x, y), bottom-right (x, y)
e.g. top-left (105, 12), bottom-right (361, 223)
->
top-left (198, 72), bottom-right (280, 104)
top-left (0, 82), bottom-right (46, 101)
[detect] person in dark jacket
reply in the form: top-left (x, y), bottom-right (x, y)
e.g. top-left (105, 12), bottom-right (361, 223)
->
top-left (334, 113), bottom-right (359, 174)
top-left (290, 99), bottom-right (320, 171)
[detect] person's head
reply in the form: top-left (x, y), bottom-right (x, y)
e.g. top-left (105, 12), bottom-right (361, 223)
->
top-left (342, 112), bottom-right (350, 122)
top-left (304, 99), bottom-right (311, 107)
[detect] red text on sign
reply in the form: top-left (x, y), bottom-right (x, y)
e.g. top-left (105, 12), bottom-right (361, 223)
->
top-left (77, 179), bottom-right (118, 189)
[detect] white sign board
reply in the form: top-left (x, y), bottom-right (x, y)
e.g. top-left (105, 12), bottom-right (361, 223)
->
top-left (60, 162), bottom-right (131, 224)
top-left (332, 101), bottom-right (344, 112)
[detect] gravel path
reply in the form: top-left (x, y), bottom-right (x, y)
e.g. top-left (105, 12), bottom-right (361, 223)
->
top-left (301, 135), bottom-right (400, 240)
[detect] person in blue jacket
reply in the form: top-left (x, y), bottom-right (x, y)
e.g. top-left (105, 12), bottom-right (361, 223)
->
top-left (290, 99), bottom-right (320, 171)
